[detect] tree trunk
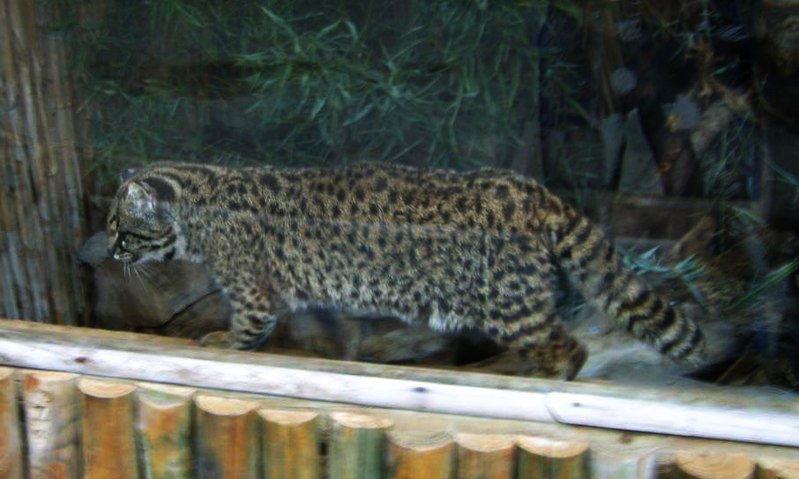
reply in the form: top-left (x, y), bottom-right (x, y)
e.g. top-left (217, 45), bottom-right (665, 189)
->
top-left (0, 0), bottom-right (89, 325)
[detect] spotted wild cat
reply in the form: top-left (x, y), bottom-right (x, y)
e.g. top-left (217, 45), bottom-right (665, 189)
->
top-left (106, 162), bottom-right (705, 379)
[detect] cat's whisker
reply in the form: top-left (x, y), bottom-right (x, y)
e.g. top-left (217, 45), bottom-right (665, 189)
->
top-left (137, 263), bottom-right (156, 281)
top-left (131, 264), bottom-right (146, 287)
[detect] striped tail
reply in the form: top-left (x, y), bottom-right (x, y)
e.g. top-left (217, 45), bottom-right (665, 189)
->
top-left (552, 212), bottom-right (706, 363)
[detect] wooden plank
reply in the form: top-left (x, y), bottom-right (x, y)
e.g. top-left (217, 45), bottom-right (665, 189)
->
top-left (674, 451), bottom-right (754, 479)
top-left (79, 378), bottom-right (139, 479)
top-left (1, 319), bottom-right (798, 447)
top-left (259, 409), bottom-right (321, 479)
top-left (22, 370), bottom-right (81, 479)
top-left (387, 430), bottom-right (453, 479)
top-left (516, 436), bottom-right (589, 479)
top-left (0, 368), bottom-right (23, 479)
top-left (454, 433), bottom-right (515, 479)
top-left (136, 383), bottom-right (194, 479)
top-left (328, 412), bottom-right (392, 479)
top-left (194, 394), bottom-right (259, 478)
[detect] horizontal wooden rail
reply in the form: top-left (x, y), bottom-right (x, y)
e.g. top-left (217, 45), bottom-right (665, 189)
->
top-left (0, 319), bottom-right (798, 448)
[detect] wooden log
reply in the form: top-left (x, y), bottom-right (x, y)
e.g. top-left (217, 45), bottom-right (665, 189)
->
top-left (454, 433), bottom-right (515, 479)
top-left (194, 394), bottom-right (259, 478)
top-left (756, 457), bottom-right (799, 478)
top-left (0, 368), bottom-right (23, 479)
top-left (516, 436), bottom-right (589, 479)
top-left (328, 412), bottom-right (393, 479)
top-left (136, 383), bottom-right (194, 479)
top-left (22, 370), bottom-right (81, 479)
top-left (3, 319), bottom-right (799, 448)
top-left (78, 378), bottom-right (139, 479)
top-left (674, 451), bottom-right (754, 479)
top-left (589, 443), bottom-right (657, 479)
top-left (387, 430), bottom-right (453, 479)
top-left (259, 409), bottom-right (321, 479)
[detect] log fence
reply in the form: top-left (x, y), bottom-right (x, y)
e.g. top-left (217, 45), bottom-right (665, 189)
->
top-left (0, 319), bottom-right (798, 478)
top-left (2, 367), bottom-right (799, 478)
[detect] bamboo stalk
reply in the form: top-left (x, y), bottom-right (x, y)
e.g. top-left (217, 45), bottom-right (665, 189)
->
top-left (589, 444), bottom-right (658, 479)
top-left (454, 433), bottom-right (515, 479)
top-left (328, 411), bottom-right (393, 479)
top-left (516, 436), bottom-right (589, 479)
top-left (756, 457), bottom-right (799, 479)
top-left (387, 430), bottom-right (453, 479)
top-left (0, 368), bottom-right (23, 479)
top-left (79, 377), bottom-right (139, 479)
top-left (674, 452), bottom-right (754, 479)
top-left (136, 383), bottom-right (195, 479)
top-left (194, 394), bottom-right (259, 478)
top-left (260, 409), bottom-right (321, 479)
top-left (22, 370), bottom-right (81, 479)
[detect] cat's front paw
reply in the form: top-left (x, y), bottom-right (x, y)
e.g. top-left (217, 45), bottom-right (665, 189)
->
top-left (199, 331), bottom-right (233, 349)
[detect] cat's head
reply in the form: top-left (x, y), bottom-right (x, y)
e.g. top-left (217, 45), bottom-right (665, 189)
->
top-left (107, 171), bottom-right (184, 264)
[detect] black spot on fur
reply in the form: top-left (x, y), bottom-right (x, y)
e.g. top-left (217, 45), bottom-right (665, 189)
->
top-left (259, 173), bottom-right (282, 193)
top-left (495, 184), bottom-right (510, 198)
top-left (502, 201), bottom-right (516, 221)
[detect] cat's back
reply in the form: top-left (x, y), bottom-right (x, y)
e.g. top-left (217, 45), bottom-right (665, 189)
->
top-left (154, 162), bottom-right (566, 236)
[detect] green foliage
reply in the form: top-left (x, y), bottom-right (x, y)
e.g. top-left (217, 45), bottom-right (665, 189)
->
top-left (731, 258), bottom-right (799, 310)
top-left (700, 118), bottom-right (759, 201)
top-left (58, 0), bottom-right (552, 186)
top-left (772, 161), bottom-right (799, 204)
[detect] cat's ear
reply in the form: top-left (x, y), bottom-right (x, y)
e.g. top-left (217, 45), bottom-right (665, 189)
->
top-left (139, 177), bottom-right (178, 202)
top-left (119, 167), bottom-right (138, 183)
top-left (122, 175), bottom-right (180, 218)
top-left (125, 182), bottom-right (156, 214)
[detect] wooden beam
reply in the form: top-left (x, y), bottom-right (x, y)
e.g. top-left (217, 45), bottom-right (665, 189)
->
top-left (260, 409), bottom-right (322, 479)
top-left (78, 378), bottom-right (139, 479)
top-left (328, 412), bottom-right (392, 479)
top-left (135, 383), bottom-right (194, 478)
top-left (756, 456), bottom-right (799, 478)
top-left (387, 430), bottom-right (453, 479)
top-left (674, 452), bottom-right (754, 479)
top-left (22, 370), bottom-right (81, 479)
top-left (194, 394), bottom-right (259, 478)
top-left (454, 433), bottom-right (515, 479)
top-left (0, 368), bottom-right (23, 479)
top-left (0, 319), bottom-right (798, 447)
top-left (516, 436), bottom-right (589, 479)
top-left (588, 444), bottom-right (658, 479)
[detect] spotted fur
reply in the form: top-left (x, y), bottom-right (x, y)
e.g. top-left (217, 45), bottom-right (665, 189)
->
top-left (107, 162), bottom-right (706, 379)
